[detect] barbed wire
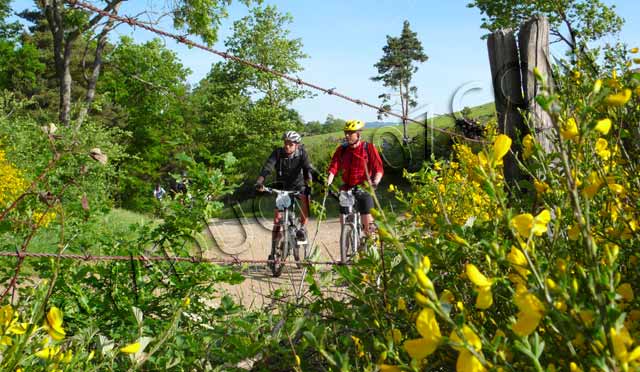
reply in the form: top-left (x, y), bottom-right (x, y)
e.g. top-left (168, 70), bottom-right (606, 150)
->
top-left (0, 251), bottom-right (351, 267)
top-left (66, 0), bottom-right (486, 143)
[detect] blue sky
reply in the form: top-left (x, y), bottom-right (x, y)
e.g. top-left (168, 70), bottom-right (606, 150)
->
top-left (11, 0), bottom-right (640, 123)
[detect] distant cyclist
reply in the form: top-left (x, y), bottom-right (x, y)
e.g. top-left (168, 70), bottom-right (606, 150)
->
top-left (153, 183), bottom-right (166, 200)
top-left (256, 131), bottom-right (313, 242)
top-left (326, 120), bottom-right (383, 235)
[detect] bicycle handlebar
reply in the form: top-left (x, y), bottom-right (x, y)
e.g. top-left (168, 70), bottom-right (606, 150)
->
top-left (326, 185), bottom-right (362, 201)
top-left (262, 187), bottom-right (302, 196)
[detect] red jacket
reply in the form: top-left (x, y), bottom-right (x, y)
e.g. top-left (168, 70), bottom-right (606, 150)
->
top-left (328, 141), bottom-right (384, 188)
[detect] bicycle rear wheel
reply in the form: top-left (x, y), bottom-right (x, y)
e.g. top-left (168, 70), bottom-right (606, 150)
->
top-left (340, 223), bottom-right (358, 264)
top-left (293, 225), bottom-right (311, 269)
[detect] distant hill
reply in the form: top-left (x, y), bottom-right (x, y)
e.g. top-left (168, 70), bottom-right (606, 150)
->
top-left (365, 121), bottom-right (398, 128)
top-left (365, 101), bottom-right (496, 128)
top-left (304, 101), bottom-right (496, 150)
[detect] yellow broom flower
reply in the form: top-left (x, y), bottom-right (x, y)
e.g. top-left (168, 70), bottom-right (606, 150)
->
top-left (593, 79), bottom-right (602, 94)
top-left (582, 172), bottom-right (603, 198)
top-left (450, 325), bottom-right (482, 352)
top-left (450, 326), bottom-right (486, 372)
top-left (466, 264), bottom-right (492, 287)
top-left (493, 135), bottom-right (511, 163)
top-left (120, 342), bottom-right (141, 354)
top-left (604, 89), bottom-right (632, 106)
top-left (594, 118), bottom-right (612, 135)
top-left (403, 308), bottom-right (442, 360)
top-left (404, 338), bottom-right (438, 360)
top-left (507, 246), bottom-right (530, 277)
top-left (533, 179), bottom-right (549, 193)
top-left (522, 134), bottom-right (534, 159)
top-left (595, 138), bottom-right (611, 159)
top-left (512, 291), bottom-right (545, 337)
top-left (35, 346), bottom-right (61, 360)
top-left (457, 350), bottom-right (487, 372)
top-left (466, 264), bottom-right (493, 309)
top-left (379, 365), bottom-right (402, 372)
top-left (44, 307), bottom-right (65, 341)
top-left (561, 118), bottom-right (579, 140)
top-left (511, 210), bottom-right (551, 238)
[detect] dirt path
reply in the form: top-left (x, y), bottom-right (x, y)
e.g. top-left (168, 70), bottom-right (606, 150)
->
top-left (201, 218), bottom-right (344, 308)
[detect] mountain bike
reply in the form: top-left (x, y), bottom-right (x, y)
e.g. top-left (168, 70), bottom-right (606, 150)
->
top-left (264, 187), bottom-right (308, 277)
top-left (338, 187), bottom-right (373, 264)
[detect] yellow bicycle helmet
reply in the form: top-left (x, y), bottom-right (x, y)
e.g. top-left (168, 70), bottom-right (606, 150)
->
top-left (343, 119), bottom-right (365, 132)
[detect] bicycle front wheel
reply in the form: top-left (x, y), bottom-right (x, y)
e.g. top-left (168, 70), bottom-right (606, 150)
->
top-left (340, 223), bottom-right (358, 264)
top-left (271, 235), bottom-right (288, 277)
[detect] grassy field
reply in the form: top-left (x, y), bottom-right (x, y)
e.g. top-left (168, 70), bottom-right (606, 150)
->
top-left (303, 101), bottom-right (495, 148)
top-left (21, 208), bottom-right (158, 254)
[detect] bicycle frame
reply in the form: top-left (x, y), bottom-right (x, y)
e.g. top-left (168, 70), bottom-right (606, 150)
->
top-left (264, 187), bottom-right (305, 276)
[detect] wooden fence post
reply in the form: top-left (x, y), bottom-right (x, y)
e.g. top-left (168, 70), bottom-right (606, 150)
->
top-left (487, 29), bottom-right (525, 182)
top-left (519, 15), bottom-right (555, 153)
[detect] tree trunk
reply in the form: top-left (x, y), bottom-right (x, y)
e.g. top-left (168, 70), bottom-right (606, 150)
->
top-left (43, 0), bottom-right (67, 124)
top-left (487, 29), bottom-right (526, 182)
top-left (399, 79), bottom-right (408, 145)
top-left (60, 38), bottom-right (75, 125)
top-left (42, 0), bottom-right (123, 126)
top-left (44, 0), bottom-right (80, 126)
top-left (76, 2), bottom-right (121, 129)
top-left (518, 15), bottom-right (555, 154)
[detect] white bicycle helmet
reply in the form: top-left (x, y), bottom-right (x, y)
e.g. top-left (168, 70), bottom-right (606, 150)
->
top-left (282, 131), bottom-right (302, 143)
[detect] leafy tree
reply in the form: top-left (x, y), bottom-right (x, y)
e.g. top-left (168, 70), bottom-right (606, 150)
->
top-left (189, 62), bottom-right (253, 159)
top-left (190, 5), bottom-right (308, 178)
top-left (303, 120), bottom-right (323, 135)
top-left (100, 36), bottom-right (191, 210)
top-left (224, 5), bottom-right (308, 108)
top-left (0, 0), bottom-right (20, 39)
top-left (0, 39), bottom-right (45, 94)
top-left (0, 0), bottom-right (45, 93)
top-left (461, 106), bottom-right (473, 119)
top-left (372, 20), bottom-right (428, 145)
top-left (27, 0), bottom-right (256, 127)
top-left (323, 114), bottom-right (345, 134)
top-left (467, 0), bottom-right (624, 54)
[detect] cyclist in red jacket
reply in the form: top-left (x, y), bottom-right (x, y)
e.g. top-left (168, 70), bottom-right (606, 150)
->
top-left (326, 119), bottom-right (383, 235)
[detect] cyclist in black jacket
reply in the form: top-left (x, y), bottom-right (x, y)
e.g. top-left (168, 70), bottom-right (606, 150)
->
top-left (256, 131), bottom-right (313, 241)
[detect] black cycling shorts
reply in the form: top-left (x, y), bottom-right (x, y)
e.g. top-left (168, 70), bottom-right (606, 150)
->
top-left (340, 188), bottom-right (374, 215)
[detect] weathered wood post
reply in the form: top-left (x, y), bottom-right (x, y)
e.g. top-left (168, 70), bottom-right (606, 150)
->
top-left (519, 15), bottom-right (555, 154)
top-left (487, 29), bottom-right (525, 182)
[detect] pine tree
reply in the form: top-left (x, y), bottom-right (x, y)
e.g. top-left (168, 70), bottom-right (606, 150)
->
top-left (372, 20), bottom-right (428, 144)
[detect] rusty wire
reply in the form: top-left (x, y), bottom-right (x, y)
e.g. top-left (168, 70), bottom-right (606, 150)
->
top-left (0, 251), bottom-right (351, 267)
top-left (65, 0), bottom-right (486, 143)
top-left (0, 1), bottom-right (482, 282)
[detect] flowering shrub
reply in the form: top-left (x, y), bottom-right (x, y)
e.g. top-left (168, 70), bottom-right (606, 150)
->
top-left (370, 52), bottom-right (640, 371)
top-left (0, 147), bottom-right (27, 208)
top-left (0, 284), bottom-right (93, 371)
top-left (282, 51), bottom-right (640, 372)
top-left (405, 140), bottom-right (503, 228)
top-left (1, 114), bottom-right (268, 371)
top-left (2, 20), bottom-right (640, 372)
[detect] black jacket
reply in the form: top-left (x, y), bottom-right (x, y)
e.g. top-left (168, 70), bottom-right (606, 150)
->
top-left (259, 146), bottom-right (313, 189)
